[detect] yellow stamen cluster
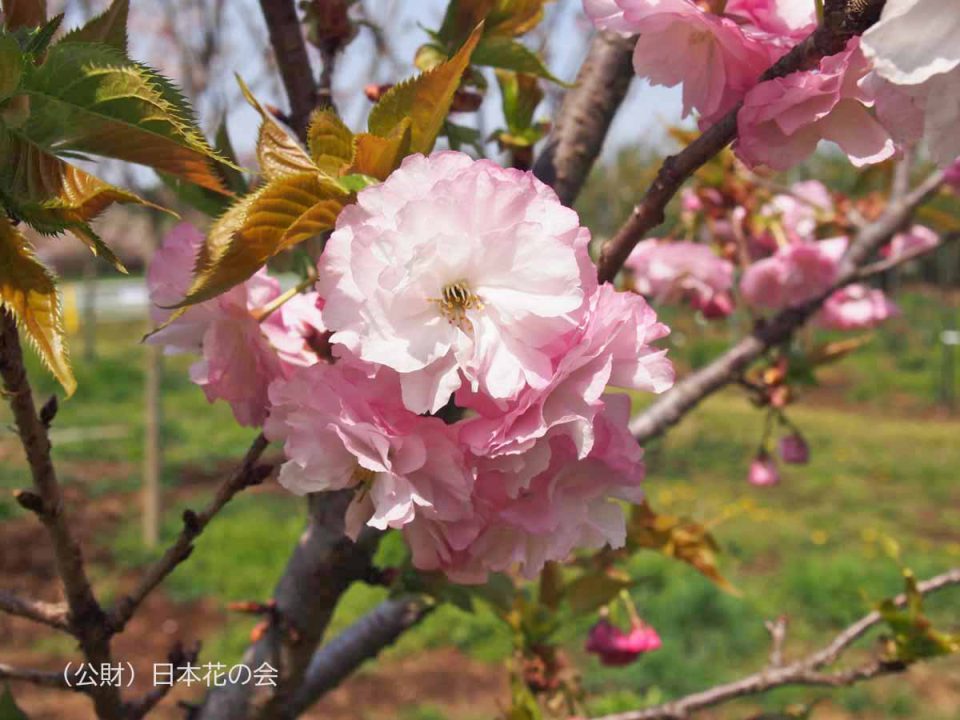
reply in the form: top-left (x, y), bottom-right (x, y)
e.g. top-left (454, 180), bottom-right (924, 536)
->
top-left (430, 279), bottom-right (484, 326)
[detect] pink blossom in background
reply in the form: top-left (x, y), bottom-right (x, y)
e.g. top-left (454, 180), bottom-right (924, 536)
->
top-left (740, 238), bottom-right (847, 311)
top-left (586, 618), bottom-right (662, 666)
top-left (583, 0), bottom-right (772, 124)
top-left (760, 180), bottom-right (834, 242)
top-left (778, 434), bottom-right (810, 465)
top-left (817, 284), bottom-right (899, 331)
top-left (861, 0), bottom-right (960, 165)
top-left (945, 157), bottom-right (960, 189)
top-left (625, 239), bottom-right (735, 317)
top-left (318, 151), bottom-right (595, 415)
top-left (146, 222), bottom-right (324, 427)
top-left (265, 362), bottom-right (474, 538)
top-left (748, 454), bottom-right (780, 486)
top-left (883, 224), bottom-right (940, 261)
top-left (736, 39), bottom-right (895, 170)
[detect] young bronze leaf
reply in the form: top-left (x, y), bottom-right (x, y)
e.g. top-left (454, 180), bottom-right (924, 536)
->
top-left (21, 42), bottom-right (229, 193)
top-left (349, 119), bottom-right (413, 180)
top-left (1, 0), bottom-right (45, 29)
top-left (367, 23), bottom-right (482, 155)
top-left (238, 76), bottom-right (316, 181)
top-left (472, 36), bottom-right (567, 84)
top-left (307, 108), bottom-right (355, 175)
top-left (57, 0), bottom-right (128, 51)
top-left (179, 175), bottom-right (350, 305)
top-left (486, 0), bottom-right (546, 37)
top-left (0, 215), bottom-right (75, 395)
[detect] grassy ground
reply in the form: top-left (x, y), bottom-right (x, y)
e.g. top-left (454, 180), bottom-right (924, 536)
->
top-left (2, 287), bottom-right (959, 718)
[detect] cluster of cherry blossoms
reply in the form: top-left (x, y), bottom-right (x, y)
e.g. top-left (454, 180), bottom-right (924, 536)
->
top-left (148, 152), bottom-right (675, 583)
top-left (585, 0), bottom-right (960, 169)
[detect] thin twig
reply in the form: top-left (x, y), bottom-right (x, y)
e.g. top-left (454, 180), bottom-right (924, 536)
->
top-left (258, 0), bottom-right (318, 140)
top-left (630, 168), bottom-right (946, 443)
top-left (595, 0), bottom-right (888, 283)
top-left (107, 433), bottom-right (271, 634)
top-left (0, 310), bottom-right (123, 719)
top-left (591, 567), bottom-right (960, 720)
top-left (0, 589), bottom-right (69, 632)
top-left (0, 662), bottom-right (82, 692)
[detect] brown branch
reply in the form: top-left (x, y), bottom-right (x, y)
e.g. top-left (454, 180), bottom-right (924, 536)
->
top-left (258, 0), bottom-right (318, 140)
top-left (286, 596), bottom-right (432, 716)
top-left (595, 0), bottom-right (888, 284)
top-left (0, 662), bottom-right (82, 692)
top-left (196, 492), bottom-right (380, 720)
top-left (108, 433), bottom-right (272, 634)
top-left (0, 589), bottom-right (69, 631)
top-left (532, 31), bottom-right (636, 207)
top-left (591, 567), bottom-right (960, 720)
top-left (123, 641), bottom-right (200, 720)
top-left (0, 310), bottom-right (123, 719)
top-left (630, 168), bottom-right (945, 443)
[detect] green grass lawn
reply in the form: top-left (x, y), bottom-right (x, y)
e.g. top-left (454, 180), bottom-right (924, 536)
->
top-left (2, 288), bottom-right (959, 718)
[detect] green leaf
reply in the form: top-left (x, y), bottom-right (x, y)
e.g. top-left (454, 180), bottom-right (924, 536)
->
top-left (0, 215), bottom-right (75, 395)
top-left (20, 42), bottom-right (230, 193)
top-left (367, 23), bottom-right (483, 155)
top-left (22, 12), bottom-right (61, 54)
top-left (237, 75), bottom-right (315, 181)
top-left (58, 0), bottom-right (127, 51)
top-left (335, 173), bottom-right (378, 192)
top-left (485, 0), bottom-right (546, 36)
top-left (496, 69), bottom-right (542, 134)
top-left (0, 684), bottom-right (29, 720)
top-left (307, 108), bottom-right (354, 175)
top-left (879, 569), bottom-right (960, 663)
top-left (348, 119), bottom-right (412, 180)
top-left (1, 0), bottom-right (45, 30)
top-left (565, 571), bottom-right (633, 614)
top-left (213, 119), bottom-right (248, 195)
top-left (472, 36), bottom-right (566, 84)
top-left (437, 0), bottom-right (493, 49)
top-left (178, 174), bottom-right (350, 305)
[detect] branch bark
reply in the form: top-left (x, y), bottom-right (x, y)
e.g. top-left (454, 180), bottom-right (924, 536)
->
top-left (591, 567), bottom-right (960, 720)
top-left (630, 169), bottom-right (945, 443)
top-left (108, 433), bottom-right (272, 634)
top-left (595, 0), bottom-right (888, 284)
top-left (0, 589), bottom-right (69, 631)
top-left (532, 31), bottom-right (636, 207)
top-left (0, 310), bottom-right (123, 719)
top-left (258, 0), bottom-right (318, 140)
top-left (0, 663), bottom-right (81, 692)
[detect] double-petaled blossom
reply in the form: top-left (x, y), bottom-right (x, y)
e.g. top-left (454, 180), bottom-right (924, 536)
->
top-left (318, 151), bottom-right (595, 415)
top-left (584, 0), bottom-right (773, 124)
top-left (817, 284), bottom-right (899, 331)
top-left (760, 180), bottom-right (834, 243)
top-left (861, 0), bottom-right (960, 166)
top-left (264, 362), bottom-right (475, 538)
top-left (883, 224), bottom-right (940, 261)
top-left (146, 223), bottom-right (324, 426)
top-left (736, 39), bottom-right (895, 170)
top-left (624, 239), bottom-right (735, 318)
top-left (740, 237), bottom-right (847, 311)
top-left (586, 617), bottom-right (662, 666)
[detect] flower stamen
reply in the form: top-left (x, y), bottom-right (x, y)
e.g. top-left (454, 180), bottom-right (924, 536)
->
top-left (430, 279), bottom-right (484, 326)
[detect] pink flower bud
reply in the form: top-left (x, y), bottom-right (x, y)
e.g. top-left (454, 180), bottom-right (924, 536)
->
top-left (692, 291), bottom-right (734, 320)
top-left (585, 619), bottom-right (662, 666)
top-left (748, 454), bottom-right (780, 486)
top-left (778, 434), bottom-right (809, 465)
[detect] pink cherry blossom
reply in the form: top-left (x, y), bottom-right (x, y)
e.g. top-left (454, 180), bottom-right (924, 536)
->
top-left (625, 239), bottom-right (734, 316)
top-left (318, 151), bottom-right (595, 415)
top-left (727, 0), bottom-right (815, 42)
top-left (883, 224), bottom-right (940, 261)
top-left (586, 618), bottom-right (662, 666)
top-left (748, 454), bottom-right (780, 486)
top-left (146, 222), bottom-right (324, 426)
top-left (945, 157), bottom-right (960, 189)
top-left (778, 433), bottom-right (810, 465)
top-left (457, 285), bottom-right (673, 480)
top-left (817, 284), bottom-right (899, 331)
top-left (583, 0), bottom-right (772, 123)
top-left (760, 180), bottom-right (834, 242)
top-left (265, 362), bottom-right (474, 538)
top-left (740, 238), bottom-right (847, 311)
top-left (736, 39), bottom-right (895, 170)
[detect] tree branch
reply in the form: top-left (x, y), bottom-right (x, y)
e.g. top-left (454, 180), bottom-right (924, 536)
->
top-left (196, 492), bottom-right (380, 720)
top-left (286, 596), bottom-right (431, 716)
top-left (591, 567), bottom-right (960, 720)
top-left (595, 0), bottom-right (888, 284)
top-left (532, 31), bottom-right (636, 207)
top-left (108, 433), bottom-right (272, 634)
top-left (258, 0), bottom-right (318, 140)
top-left (0, 662), bottom-right (82, 692)
top-left (0, 309), bottom-right (123, 719)
top-left (630, 168), bottom-right (945, 443)
top-left (0, 589), bottom-right (69, 632)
